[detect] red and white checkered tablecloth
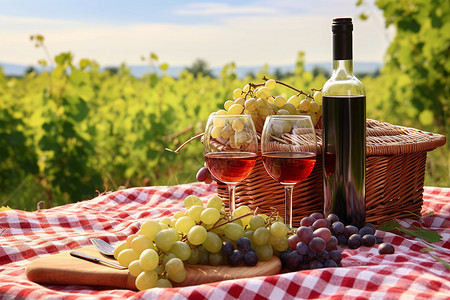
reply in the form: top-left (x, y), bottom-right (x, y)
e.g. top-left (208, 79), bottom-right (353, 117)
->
top-left (1, 183), bottom-right (449, 299)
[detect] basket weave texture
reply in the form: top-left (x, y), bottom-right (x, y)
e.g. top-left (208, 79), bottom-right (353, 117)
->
top-left (217, 119), bottom-right (446, 226)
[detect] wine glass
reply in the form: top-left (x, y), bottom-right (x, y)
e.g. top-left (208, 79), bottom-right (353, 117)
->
top-left (204, 114), bottom-right (258, 213)
top-left (261, 115), bottom-right (317, 228)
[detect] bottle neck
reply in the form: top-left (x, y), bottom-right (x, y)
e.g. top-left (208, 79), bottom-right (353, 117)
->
top-left (332, 60), bottom-right (353, 76)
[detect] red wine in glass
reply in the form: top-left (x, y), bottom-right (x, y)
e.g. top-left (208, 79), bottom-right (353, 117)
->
top-left (262, 151), bottom-right (316, 184)
top-left (205, 152), bottom-right (257, 184)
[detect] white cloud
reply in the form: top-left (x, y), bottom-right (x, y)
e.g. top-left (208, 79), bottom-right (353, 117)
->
top-left (0, 2), bottom-right (391, 68)
top-left (175, 2), bottom-right (277, 16)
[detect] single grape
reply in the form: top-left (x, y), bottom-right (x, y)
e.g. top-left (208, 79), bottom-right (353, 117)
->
top-left (326, 213), bottom-right (339, 224)
top-left (315, 250), bottom-right (329, 263)
top-left (332, 221), bottom-right (345, 235)
top-left (328, 250), bottom-right (343, 264)
top-left (159, 217), bottom-right (173, 228)
top-left (155, 229), bottom-right (178, 251)
top-left (224, 100), bottom-right (234, 111)
top-left (165, 257), bottom-right (184, 275)
top-left (299, 99), bottom-right (312, 111)
top-left (135, 270), bottom-right (158, 290)
top-left (313, 227), bottom-right (332, 243)
top-left (167, 268), bottom-right (187, 283)
top-left (244, 230), bottom-right (255, 247)
top-left (186, 247), bottom-right (200, 264)
top-left (196, 167), bottom-right (211, 183)
top-left (131, 236), bottom-right (155, 255)
top-left (233, 88), bottom-right (244, 99)
top-left (139, 248), bottom-right (159, 271)
top-left (324, 259), bottom-right (338, 268)
top-left (170, 241), bottom-right (191, 261)
top-left (183, 195), bottom-right (203, 209)
top-left (223, 223), bottom-right (245, 241)
top-left (288, 234), bottom-right (301, 250)
top-left (265, 79), bottom-right (276, 90)
top-left (188, 205), bottom-right (205, 223)
top-left (310, 101), bottom-right (320, 113)
top-left (243, 251), bottom-right (258, 266)
top-left (222, 241), bottom-right (234, 257)
top-left (280, 250), bottom-right (290, 267)
top-left (209, 252), bottom-right (227, 266)
top-left (309, 237), bottom-right (326, 253)
top-left (311, 219), bottom-right (328, 231)
top-left (255, 244), bottom-right (273, 261)
top-left (286, 250), bottom-right (303, 271)
top-left (288, 95), bottom-right (301, 108)
top-left (348, 234), bottom-right (362, 249)
top-left (249, 215), bottom-right (266, 230)
top-left (313, 91), bottom-right (323, 105)
top-left (206, 195), bottom-right (223, 211)
top-left (237, 237), bottom-right (252, 252)
top-left (326, 236), bottom-right (338, 251)
top-left (361, 234), bottom-right (376, 247)
top-left (128, 260), bottom-right (144, 277)
top-left (227, 104), bottom-right (244, 115)
top-left (310, 212), bottom-right (324, 219)
top-left (175, 216), bottom-right (196, 234)
top-left (378, 242), bottom-right (395, 254)
top-left (139, 220), bottom-right (162, 241)
top-left (229, 250), bottom-right (244, 266)
top-left (336, 234), bottom-right (348, 245)
top-left (359, 226), bottom-right (375, 236)
top-left (117, 248), bottom-right (139, 268)
top-left (344, 225), bottom-right (359, 238)
top-left (200, 208), bottom-right (220, 225)
top-left (202, 232), bottom-right (223, 253)
top-left (272, 236), bottom-right (289, 252)
top-left (245, 98), bottom-right (258, 112)
top-left (197, 245), bottom-right (210, 265)
top-left (253, 227), bottom-right (270, 246)
top-left (300, 216), bottom-right (315, 227)
top-left (187, 225), bottom-right (207, 245)
top-left (296, 226), bottom-right (314, 244)
top-left (156, 278), bottom-right (173, 288)
top-left (365, 223), bottom-right (377, 233)
top-left (296, 241), bottom-right (309, 256)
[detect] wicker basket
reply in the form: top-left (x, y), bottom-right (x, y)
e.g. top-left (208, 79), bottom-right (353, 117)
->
top-left (217, 119), bottom-right (446, 226)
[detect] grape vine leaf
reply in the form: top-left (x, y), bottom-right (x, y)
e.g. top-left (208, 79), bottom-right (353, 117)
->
top-left (378, 220), bottom-right (442, 243)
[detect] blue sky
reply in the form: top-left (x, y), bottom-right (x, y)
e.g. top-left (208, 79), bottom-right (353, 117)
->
top-left (0, 0), bottom-right (392, 68)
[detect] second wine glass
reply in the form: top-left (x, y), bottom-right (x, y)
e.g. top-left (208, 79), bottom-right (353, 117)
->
top-left (261, 115), bottom-right (317, 228)
top-left (204, 114), bottom-right (258, 213)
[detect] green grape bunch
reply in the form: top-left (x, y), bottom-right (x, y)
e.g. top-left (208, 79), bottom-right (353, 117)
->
top-left (113, 195), bottom-right (294, 291)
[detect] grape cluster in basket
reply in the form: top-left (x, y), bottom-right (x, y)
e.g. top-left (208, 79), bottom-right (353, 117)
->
top-left (196, 78), bottom-right (323, 184)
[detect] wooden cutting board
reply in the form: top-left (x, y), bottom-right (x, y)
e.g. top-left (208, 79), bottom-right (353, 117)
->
top-left (26, 246), bottom-right (281, 290)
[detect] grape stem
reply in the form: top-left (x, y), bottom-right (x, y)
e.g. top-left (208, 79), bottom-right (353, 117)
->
top-left (250, 76), bottom-right (321, 101)
top-left (165, 132), bottom-right (204, 154)
top-left (208, 211), bottom-right (254, 231)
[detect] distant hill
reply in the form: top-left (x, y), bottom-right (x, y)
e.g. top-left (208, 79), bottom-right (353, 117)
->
top-left (1, 61), bottom-right (382, 78)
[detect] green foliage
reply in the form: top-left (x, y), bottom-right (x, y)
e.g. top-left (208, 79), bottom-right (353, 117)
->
top-left (1, 0), bottom-right (449, 209)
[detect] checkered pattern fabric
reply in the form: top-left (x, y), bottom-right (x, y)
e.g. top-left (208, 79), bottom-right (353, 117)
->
top-left (1, 183), bottom-right (449, 299)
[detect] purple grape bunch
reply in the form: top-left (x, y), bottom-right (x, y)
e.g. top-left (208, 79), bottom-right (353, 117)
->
top-left (280, 212), bottom-right (395, 271)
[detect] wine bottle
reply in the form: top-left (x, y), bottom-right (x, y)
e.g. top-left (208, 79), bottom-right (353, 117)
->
top-left (322, 18), bottom-right (366, 228)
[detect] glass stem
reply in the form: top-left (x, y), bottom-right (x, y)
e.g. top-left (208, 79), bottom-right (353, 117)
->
top-left (228, 184), bottom-right (237, 214)
top-left (284, 185), bottom-right (295, 229)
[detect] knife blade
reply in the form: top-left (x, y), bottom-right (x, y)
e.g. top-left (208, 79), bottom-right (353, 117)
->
top-left (70, 251), bottom-right (127, 270)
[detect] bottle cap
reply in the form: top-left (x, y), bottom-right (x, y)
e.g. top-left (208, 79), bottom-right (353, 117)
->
top-left (332, 18), bottom-right (353, 33)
